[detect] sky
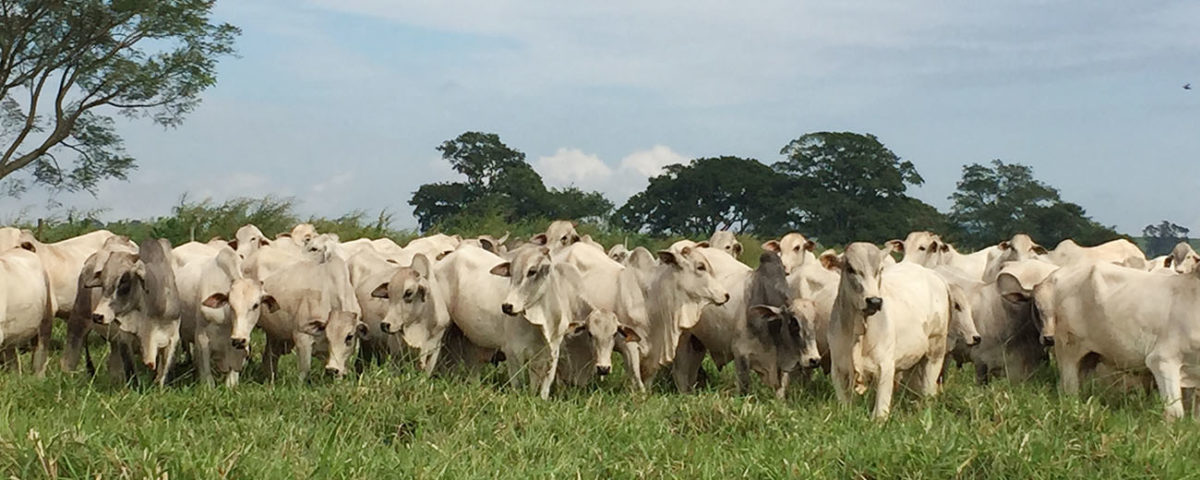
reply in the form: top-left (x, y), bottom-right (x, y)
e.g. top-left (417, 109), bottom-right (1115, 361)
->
top-left (6, 0), bottom-right (1199, 235)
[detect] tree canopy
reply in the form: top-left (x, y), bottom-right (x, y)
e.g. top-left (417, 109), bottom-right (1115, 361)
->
top-left (948, 160), bottom-right (1120, 249)
top-left (1143, 220), bottom-right (1190, 257)
top-left (410, 131), bottom-right (612, 231)
top-left (614, 156), bottom-right (789, 236)
top-left (0, 0), bottom-right (239, 194)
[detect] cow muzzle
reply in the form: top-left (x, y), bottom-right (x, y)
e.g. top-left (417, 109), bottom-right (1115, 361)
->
top-left (231, 338), bottom-right (248, 350)
top-left (1041, 335), bottom-right (1055, 346)
top-left (91, 313), bottom-right (108, 325)
top-left (863, 297), bottom-right (883, 316)
top-left (380, 322), bottom-right (394, 334)
top-left (805, 357), bottom-right (821, 368)
top-left (325, 366), bottom-right (343, 377)
top-left (596, 365), bottom-right (611, 376)
top-left (714, 293), bottom-right (730, 306)
top-left (968, 335), bottom-right (982, 347)
top-left (501, 303), bottom-right (519, 316)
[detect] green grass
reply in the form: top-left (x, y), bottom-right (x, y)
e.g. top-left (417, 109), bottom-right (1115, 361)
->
top-left (1, 338), bottom-right (1199, 479)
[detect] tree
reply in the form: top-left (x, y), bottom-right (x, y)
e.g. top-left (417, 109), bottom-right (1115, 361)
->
top-left (948, 160), bottom-right (1121, 249)
top-left (774, 131), bottom-right (935, 244)
top-left (0, 1), bottom-right (240, 194)
top-left (410, 132), bottom-right (612, 230)
top-left (615, 156), bottom-right (790, 236)
top-left (1143, 220), bottom-right (1190, 257)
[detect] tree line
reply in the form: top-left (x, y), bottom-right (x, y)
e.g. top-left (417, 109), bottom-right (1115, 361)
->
top-left (412, 131), bottom-right (1123, 250)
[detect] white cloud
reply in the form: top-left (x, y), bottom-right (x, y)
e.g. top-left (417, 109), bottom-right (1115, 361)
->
top-left (312, 171), bottom-right (355, 193)
top-left (537, 148), bottom-right (613, 187)
top-left (619, 145), bottom-right (687, 178)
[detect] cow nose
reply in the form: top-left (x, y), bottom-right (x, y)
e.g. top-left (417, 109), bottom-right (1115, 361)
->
top-left (380, 322), bottom-right (393, 334)
top-left (596, 365), bottom-right (611, 376)
top-left (1041, 335), bottom-right (1055, 346)
top-left (806, 357), bottom-right (820, 368)
top-left (326, 367), bottom-right (342, 377)
top-left (864, 297), bottom-right (883, 314)
top-left (970, 335), bottom-right (982, 346)
top-left (231, 338), bottom-right (248, 350)
top-left (144, 360), bottom-right (156, 371)
top-left (717, 293), bottom-right (730, 305)
top-left (91, 313), bottom-right (105, 324)
top-left (501, 303), bottom-right (515, 315)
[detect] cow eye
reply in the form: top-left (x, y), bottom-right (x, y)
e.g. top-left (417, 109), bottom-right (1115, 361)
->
top-left (403, 290), bottom-right (414, 302)
top-left (527, 269), bottom-right (538, 278)
top-left (918, 246), bottom-right (926, 251)
top-left (252, 303), bottom-right (259, 310)
top-left (344, 334), bottom-right (354, 344)
top-left (793, 246), bottom-right (801, 252)
top-left (697, 264), bottom-right (707, 272)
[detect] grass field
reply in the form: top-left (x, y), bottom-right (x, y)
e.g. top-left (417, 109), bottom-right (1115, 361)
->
top-left (1, 334), bottom-right (1198, 479)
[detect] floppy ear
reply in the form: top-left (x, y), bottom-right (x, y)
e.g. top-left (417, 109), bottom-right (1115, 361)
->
top-left (804, 240), bottom-right (815, 252)
top-left (696, 241), bottom-right (710, 249)
top-left (83, 269), bottom-right (103, 289)
top-left (356, 323), bottom-right (370, 339)
top-left (762, 240), bottom-right (781, 253)
top-left (262, 295), bottom-right (281, 313)
top-left (371, 283), bottom-right (389, 299)
top-left (939, 243), bottom-right (950, 253)
top-left (618, 326), bottom-right (641, 343)
top-left (567, 321), bottom-right (588, 335)
top-left (301, 319), bottom-right (327, 335)
top-left (490, 262), bottom-right (512, 277)
top-left (478, 238), bottom-right (496, 253)
top-left (226, 239), bottom-right (238, 250)
top-left (657, 250), bottom-right (680, 266)
top-left (531, 234), bottom-right (548, 246)
top-left (1032, 245), bottom-right (1048, 255)
top-left (819, 252), bottom-right (842, 271)
top-left (749, 304), bottom-right (783, 318)
top-left (259, 238), bottom-right (270, 247)
top-left (731, 243), bottom-right (743, 257)
top-left (1164, 256), bottom-right (1174, 268)
top-left (884, 239), bottom-right (904, 253)
top-left (995, 273), bottom-right (1030, 304)
top-left (411, 254), bottom-right (432, 277)
top-left (202, 293), bottom-right (229, 309)
top-left (19, 241), bottom-right (35, 252)
top-left (998, 241), bottom-right (1011, 250)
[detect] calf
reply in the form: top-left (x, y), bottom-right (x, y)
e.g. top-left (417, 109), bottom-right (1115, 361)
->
top-left (640, 242), bottom-right (729, 384)
top-left (762, 233), bottom-right (817, 274)
top-left (176, 247), bottom-right (269, 387)
top-left (19, 229), bottom-right (115, 319)
top-left (1165, 242), bottom-right (1199, 274)
top-left (62, 236), bottom-right (138, 375)
top-left (735, 252), bottom-right (821, 398)
top-left (259, 256), bottom-right (366, 380)
top-left (708, 231), bottom-right (744, 259)
top-left (88, 238), bottom-right (182, 387)
top-left (982, 234), bottom-right (1047, 281)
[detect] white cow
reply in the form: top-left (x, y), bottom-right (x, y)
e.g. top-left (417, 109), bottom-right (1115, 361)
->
top-left (886, 231), bottom-right (944, 267)
top-left (531, 220), bottom-right (581, 254)
top-left (175, 247), bottom-right (266, 387)
top-left (229, 224), bottom-right (272, 259)
top-left (0, 227), bottom-right (25, 251)
top-left (640, 242), bottom-right (729, 383)
top-left (1033, 262), bottom-right (1200, 420)
top-left (259, 259), bottom-right (366, 380)
top-left (708, 231), bottom-right (744, 259)
top-left (672, 243), bottom-right (754, 393)
top-left (828, 243), bottom-right (959, 420)
top-left (762, 233), bottom-right (818, 274)
top-left (982, 234), bottom-right (1048, 282)
top-left (0, 248), bottom-right (56, 376)
top-left (1164, 242), bottom-right (1199, 274)
top-left (19, 229), bottom-right (116, 318)
top-left (936, 243), bottom-right (997, 281)
top-left (1046, 238), bottom-right (1147, 270)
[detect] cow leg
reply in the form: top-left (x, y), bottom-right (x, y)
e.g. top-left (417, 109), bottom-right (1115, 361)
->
top-left (776, 371), bottom-right (791, 400)
top-left (1147, 354), bottom-right (1185, 421)
top-left (294, 335), bottom-right (314, 383)
top-left (672, 333), bottom-right (705, 393)
top-left (1056, 346), bottom-right (1084, 396)
top-left (155, 336), bottom-right (179, 387)
top-left (62, 313), bottom-right (90, 372)
top-left (974, 363), bottom-right (990, 386)
top-left (504, 348), bottom-right (525, 388)
top-left (194, 329), bottom-right (214, 387)
top-left (734, 356), bottom-right (753, 395)
top-left (105, 342), bottom-right (127, 383)
top-left (831, 363), bottom-right (853, 404)
top-left (537, 343), bottom-right (562, 400)
top-left (616, 340), bottom-right (645, 393)
top-left (263, 337), bottom-right (282, 383)
top-left (31, 313), bottom-right (52, 377)
top-left (919, 354), bottom-right (945, 397)
top-left (873, 358), bottom-right (896, 421)
top-left (419, 326), bottom-right (448, 375)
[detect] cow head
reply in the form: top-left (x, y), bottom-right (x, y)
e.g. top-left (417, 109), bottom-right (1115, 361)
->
top-left (947, 284), bottom-right (981, 347)
top-left (304, 233), bottom-right (341, 263)
top-left (290, 223), bottom-right (318, 247)
top-left (887, 231), bottom-right (943, 267)
top-left (708, 231), bottom-right (743, 259)
top-left (1168, 242), bottom-right (1200, 274)
top-left (229, 224), bottom-right (270, 259)
top-left (87, 251), bottom-right (145, 326)
top-left (373, 253), bottom-right (434, 339)
top-left (531, 220), bottom-right (580, 252)
top-left (748, 297), bottom-right (822, 373)
top-left (490, 247), bottom-right (555, 316)
top-left (608, 244), bottom-right (631, 263)
top-left (834, 243), bottom-right (891, 316)
top-left (997, 234), bottom-right (1047, 260)
top-left (203, 278), bottom-right (278, 354)
top-left (567, 310), bottom-right (624, 376)
top-left (656, 245), bottom-right (729, 308)
top-left (763, 233), bottom-right (816, 274)
top-left (320, 311), bottom-right (367, 378)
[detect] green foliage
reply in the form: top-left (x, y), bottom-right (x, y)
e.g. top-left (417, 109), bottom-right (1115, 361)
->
top-left (1142, 220), bottom-right (1190, 257)
top-left (410, 132), bottom-right (612, 231)
top-left (948, 160), bottom-right (1121, 250)
top-left (615, 156), bottom-right (790, 236)
top-left (0, 0), bottom-right (240, 193)
top-left (774, 132), bottom-right (940, 244)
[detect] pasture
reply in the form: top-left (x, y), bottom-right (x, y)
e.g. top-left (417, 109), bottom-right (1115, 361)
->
top-left (0, 335), bottom-right (1196, 479)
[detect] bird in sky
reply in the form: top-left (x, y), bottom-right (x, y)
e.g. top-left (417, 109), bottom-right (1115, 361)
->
top-left (1186, 83), bottom-right (1193, 90)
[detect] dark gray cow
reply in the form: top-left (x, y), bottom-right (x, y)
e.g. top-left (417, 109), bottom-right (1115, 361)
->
top-left (734, 252), bottom-right (821, 398)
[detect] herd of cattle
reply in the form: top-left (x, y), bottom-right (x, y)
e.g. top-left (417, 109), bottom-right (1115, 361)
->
top-left (1, 222), bottom-right (1199, 420)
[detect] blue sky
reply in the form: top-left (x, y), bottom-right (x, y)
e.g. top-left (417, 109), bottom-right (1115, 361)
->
top-left (9, 0), bottom-right (1199, 235)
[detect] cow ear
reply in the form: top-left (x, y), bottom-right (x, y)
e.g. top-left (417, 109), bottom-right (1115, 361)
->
top-left (819, 252), bottom-right (842, 271)
top-left (1032, 245), bottom-right (1048, 255)
top-left (371, 282), bottom-right (389, 299)
top-left (478, 238), bottom-right (496, 253)
top-left (998, 241), bottom-right (1011, 250)
top-left (19, 241), bottom-right (36, 252)
top-left (259, 238), bottom-right (270, 247)
top-left (804, 240), bottom-right (815, 252)
top-left (939, 243), bottom-right (950, 253)
top-left (302, 320), bottom-right (327, 335)
top-left (618, 326), bottom-right (641, 343)
top-left (411, 254), bottom-right (432, 278)
top-left (657, 250), bottom-right (680, 267)
top-left (531, 234), bottom-right (549, 246)
top-left (749, 304), bottom-right (783, 318)
top-left (731, 243), bottom-right (743, 257)
top-left (995, 273), bottom-right (1030, 304)
top-left (415, 285), bottom-right (428, 301)
top-left (567, 322), bottom-right (587, 335)
top-left (762, 240), bottom-right (781, 253)
top-left (490, 262), bottom-right (512, 277)
top-left (202, 293), bottom-right (229, 309)
top-left (356, 323), bottom-right (370, 339)
top-left (435, 250), bottom-right (451, 260)
top-left (696, 241), bottom-right (710, 249)
top-left (226, 239), bottom-right (238, 250)
top-left (262, 295), bottom-right (281, 313)
top-left (1164, 256), bottom-right (1174, 268)
top-left (885, 239), bottom-right (904, 253)
top-left (538, 246), bottom-right (551, 258)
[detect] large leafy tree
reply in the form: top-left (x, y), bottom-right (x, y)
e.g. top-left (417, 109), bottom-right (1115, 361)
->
top-left (615, 156), bottom-right (790, 236)
top-left (0, 0), bottom-right (239, 194)
top-left (948, 159), bottom-right (1120, 249)
top-left (1143, 220), bottom-right (1190, 257)
top-left (410, 131), bottom-right (612, 231)
top-left (774, 131), bottom-right (936, 244)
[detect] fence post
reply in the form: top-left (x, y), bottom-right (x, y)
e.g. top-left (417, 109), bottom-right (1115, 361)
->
top-left (36, 218), bottom-right (44, 240)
